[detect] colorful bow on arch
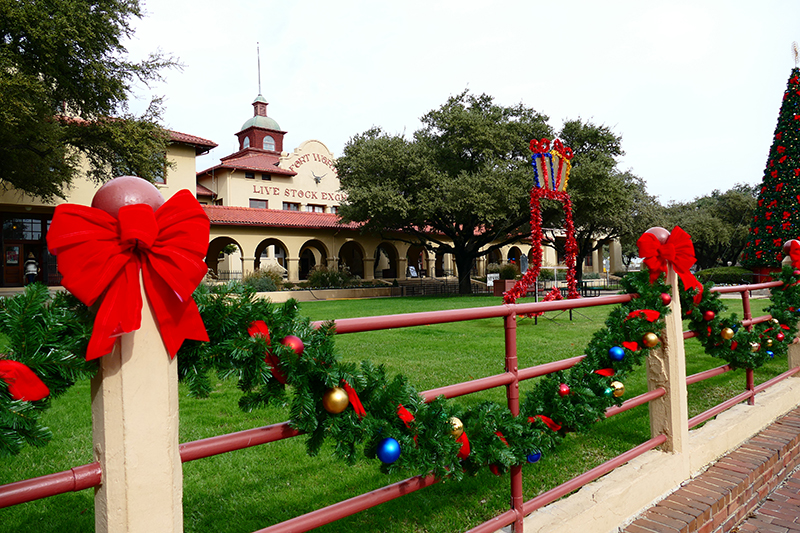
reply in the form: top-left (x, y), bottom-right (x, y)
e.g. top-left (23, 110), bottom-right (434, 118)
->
top-left (637, 226), bottom-right (703, 303)
top-left (47, 190), bottom-right (210, 360)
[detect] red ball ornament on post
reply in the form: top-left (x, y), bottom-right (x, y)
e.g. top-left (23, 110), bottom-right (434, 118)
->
top-left (703, 310), bottom-right (715, 321)
top-left (92, 176), bottom-right (166, 217)
top-left (558, 383), bottom-right (570, 397)
top-left (660, 293), bottom-right (672, 306)
top-left (645, 227), bottom-right (671, 244)
top-left (777, 332), bottom-right (786, 342)
top-left (281, 335), bottom-right (304, 355)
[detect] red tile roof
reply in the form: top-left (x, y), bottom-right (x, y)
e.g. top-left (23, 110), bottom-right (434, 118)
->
top-left (203, 205), bottom-right (361, 230)
top-left (198, 149), bottom-right (296, 177)
top-left (168, 130), bottom-right (217, 155)
top-left (196, 183), bottom-right (215, 197)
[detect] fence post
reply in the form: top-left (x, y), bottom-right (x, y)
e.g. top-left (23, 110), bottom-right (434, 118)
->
top-left (504, 312), bottom-right (524, 531)
top-left (92, 277), bottom-right (183, 533)
top-left (647, 267), bottom-right (690, 453)
top-left (789, 339), bottom-right (800, 372)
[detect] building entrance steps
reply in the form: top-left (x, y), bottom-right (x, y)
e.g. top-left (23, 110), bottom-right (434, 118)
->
top-left (621, 406), bottom-right (800, 533)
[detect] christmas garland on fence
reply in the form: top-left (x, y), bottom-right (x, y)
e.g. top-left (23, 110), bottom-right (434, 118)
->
top-left (3, 238), bottom-right (800, 478)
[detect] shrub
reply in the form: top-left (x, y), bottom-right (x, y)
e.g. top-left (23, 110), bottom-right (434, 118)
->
top-left (498, 263), bottom-right (520, 280)
top-left (243, 268), bottom-right (280, 292)
top-left (696, 266), bottom-right (755, 286)
top-left (537, 269), bottom-right (567, 281)
top-left (307, 265), bottom-right (358, 288)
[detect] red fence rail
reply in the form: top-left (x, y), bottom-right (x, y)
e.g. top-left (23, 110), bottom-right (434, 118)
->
top-left (1, 279), bottom-right (796, 532)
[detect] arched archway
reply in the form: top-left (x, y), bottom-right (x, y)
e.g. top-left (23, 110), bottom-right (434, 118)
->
top-left (406, 245), bottom-right (427, 277)
top-left (339, 241), bottom-right (365, 278)
top-left (487, 249), bottom-right (502, 266)
top-left (374, 242), bottom-right (399, 279)
top-left (299, 239), bottom-right (329, 280)
top-left (255, 238), bottom-right (288, 276)
top-left (507, 246), bottom-right (522, 265)
top-left (207, 237), bottom-right (243, 279)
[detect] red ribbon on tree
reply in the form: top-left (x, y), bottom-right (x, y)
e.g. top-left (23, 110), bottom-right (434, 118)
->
top-left (456, 432), bottom-right (471, 459)
top-left (622, 341), bottom-right (639, 352)
top-left (637, 226), bottom-right (703, 303)
top-left (341, 380), bottom-right (366, 419)
top-left (0, 360), bottom-right (49, 401)
top-left (397, 404), bottom-right (418, 444)
top-left (247, 320), bottom-right (287, 384)
top-left (594, 368), bottom-right (615, 377)
top-left (47, 190), bottom-right (210, 360)
top-left (624, 309), bottom-right (661, 322)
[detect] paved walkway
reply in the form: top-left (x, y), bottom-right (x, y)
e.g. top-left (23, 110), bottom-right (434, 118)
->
top-left (621, 407), bottom-right (800, 533)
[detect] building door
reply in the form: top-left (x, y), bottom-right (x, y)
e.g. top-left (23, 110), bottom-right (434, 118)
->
top-left (3, 244), bottom-right (22, 286)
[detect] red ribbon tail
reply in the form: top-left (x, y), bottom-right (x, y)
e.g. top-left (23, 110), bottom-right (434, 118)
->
top-left (529, 415), bottom-right (562, 432)
top-left (0, 360), bottom-right (49, 401)
top-left (495, 431), bottom-right (509, 447)
top-left (342, 381), bottom-right (366, 419)
top-left (456, 432), bottom-right (470, 459)
top-left (594, 368), bottom-right (615, 377)
top-left (397, 404), bottom-right (414, 427)
top-left (87, 264), bottom-right (143, 360)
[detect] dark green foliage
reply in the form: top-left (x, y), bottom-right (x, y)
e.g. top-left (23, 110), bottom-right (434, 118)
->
top-left (242, 270), bottom-right (279, 292)
top-left (306, 265), bottom-right (358, 288)
top-left (0, 285), bottom-right (95, 456)
top-left (0, 0), bottom-right (177, 200)
top-left (742, 68), bottom-right (800, 268)
top-left (696, 266), bottom-right (754, 285)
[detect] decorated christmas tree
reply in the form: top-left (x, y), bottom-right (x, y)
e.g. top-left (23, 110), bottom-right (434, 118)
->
top-left (741, 66), bottom-right (800, 271)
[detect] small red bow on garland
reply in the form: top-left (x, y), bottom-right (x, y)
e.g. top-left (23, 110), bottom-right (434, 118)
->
top-left (788, 240), bottom-right (800, 269)
top-left (247, 320), bottom-right (287, 384)
top-left (47, 190), bottom-right (210, 360)
top-left (342, 380), bottom-right (366, 419)
top-left (637, 226), bottom-right (703, 304)
top-left (0, 360), bottom-right (49, 401)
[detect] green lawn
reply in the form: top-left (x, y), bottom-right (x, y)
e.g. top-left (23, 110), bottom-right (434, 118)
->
top-left (0, 293), bottom-right (787, 533)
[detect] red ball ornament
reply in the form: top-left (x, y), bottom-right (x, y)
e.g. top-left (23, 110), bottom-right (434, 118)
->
top-left (281, 335), bottom-right (305, 355)
top-left (645, 227), bottom-right (671, 244)
top-left (777, 332), bottom-right (786, 342)
top-left (558, 383), bottom-right (570, 397)
top-left (794, 270), bottom-right (800, 277)
top-left (91, 176), bottom-right (165, 219)
top-left (660, 293), bottom-right (672, 306)
top-left (703, 310), bottom-right (715, 321)
top-left (783, 240), bottom-right (799, 255)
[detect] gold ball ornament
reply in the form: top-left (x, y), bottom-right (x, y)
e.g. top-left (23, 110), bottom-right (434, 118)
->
top-left (449, 416), bottom-right (464, 438)
top-left (642, 332), bottom-right (660, 348)
top-left (721, 328), bottom-right (735, 340)
top-left (750, 342), bottom-right (760, 353)
top-left (766, 338), bottom-right (774, 348)
top-left (771, 318), bottom-right (780, 325)
top-left (322, 387), bottom-right (349, 414)
top-left (610, 381), bottom-right (625, 398)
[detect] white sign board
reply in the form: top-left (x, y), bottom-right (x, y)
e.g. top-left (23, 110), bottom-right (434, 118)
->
top-left (487, 273), bottom-right (500, 287)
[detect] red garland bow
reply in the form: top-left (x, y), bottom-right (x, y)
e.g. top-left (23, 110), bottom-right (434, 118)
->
top-left (789, 240), bottom-right (800, 269)
top-left (529, 414), bottom-right (562, 432)
top-left (341, 380), bottom-right (366, 419)
top-left (624, 309), bottom-right (661, 322)
top-left (637, 226), bottom-right (703, 304)
top-left (247, 320), bottom-right (287, 384)
top-left (397, 404), bottom-right (418, 444)
top-left (622, 341), bottom-right (639, 352)
top-left (47, 190), bottom-right (210, 360)
top-left (456, 432), bottom-right (470, 459)
top-left (0, 360), bottom-right (49, 401)
top-left (594, 368), bottom-right (615, 377)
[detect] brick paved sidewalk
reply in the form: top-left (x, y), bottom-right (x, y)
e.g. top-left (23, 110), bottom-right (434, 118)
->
top-left (621, 407), bottom-right (800, 533)
top-left (735, 470), bottom-right (800, 532)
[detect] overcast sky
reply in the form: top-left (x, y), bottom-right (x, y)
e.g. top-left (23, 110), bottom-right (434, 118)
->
top-left (125, 1), bottom-right (800, 204)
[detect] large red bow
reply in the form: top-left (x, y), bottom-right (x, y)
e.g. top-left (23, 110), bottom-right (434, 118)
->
top-left (637, 226), bottom-right (703, 303)
top-left (47, 190), bottom-right (210, 360)
top-left (789, 240), bottom-right (800, 269)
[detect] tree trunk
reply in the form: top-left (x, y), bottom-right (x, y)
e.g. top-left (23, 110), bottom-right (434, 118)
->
top-left (454, 253), bottom-right (475, 295)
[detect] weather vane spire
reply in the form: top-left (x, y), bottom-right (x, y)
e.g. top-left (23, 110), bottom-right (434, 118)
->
top-left (257, 42), bottom-right (262, 94)
top-left (793, 41), bottom-right (799, 67)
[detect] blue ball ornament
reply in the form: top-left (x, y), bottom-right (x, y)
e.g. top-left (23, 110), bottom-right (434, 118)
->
top-left (608, 346), bottom-right (625, 361)
top-left (527, 450), bottom-right (542, 463)
top-left (377, 437), bottom-right (401, 464)
top-left (767, 351), bottom-right (775, 359)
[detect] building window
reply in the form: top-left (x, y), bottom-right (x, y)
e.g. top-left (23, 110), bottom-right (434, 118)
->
top-left (264, 135), bottom-right (276, 151)
top-left (306, 204), bottom-right (324, 213)
top-left (282, 202), bottom-right (300, 211)
top-left (249, 199), bottom-right (268, 209)
top-left (214, 198), bottom-right (224, 205)
top-left (585, 254), bottom-right (593, 267)
top-left (330, 205), bottom-right (339, 214)
top-left (245, 172), bottom-right (255, 179)
top-left (3, 218), bottom-right (42, 240)
top-left (243, 136), bottom-right (250, 149)
top-left (261, 173), bottom-right (271, 180)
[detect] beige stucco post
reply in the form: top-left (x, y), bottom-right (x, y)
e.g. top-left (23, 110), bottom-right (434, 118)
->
top-left (609, 240), bottom-right (623, 274)
top-left (789, 339), bottom-right (800, 373)
top-left (286, 257), bottom-right (299, 282)
top-left (646, 266), bottom-right (689, 453)
top-left (397, 257), bottom-right (408, 280)
top-left (242, 255), bottom-right (255, 277)
top-left (363, 257), bottom-right (375, 281)
top-left (92, 278), bottom-right (182, 532)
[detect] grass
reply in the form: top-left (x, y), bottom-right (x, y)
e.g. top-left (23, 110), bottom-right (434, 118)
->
top-left (0, 293), bottom-right (788, 532)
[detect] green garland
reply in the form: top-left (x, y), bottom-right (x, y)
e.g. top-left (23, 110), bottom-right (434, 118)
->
top-left (3, 266), bottom-right (800, 475)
